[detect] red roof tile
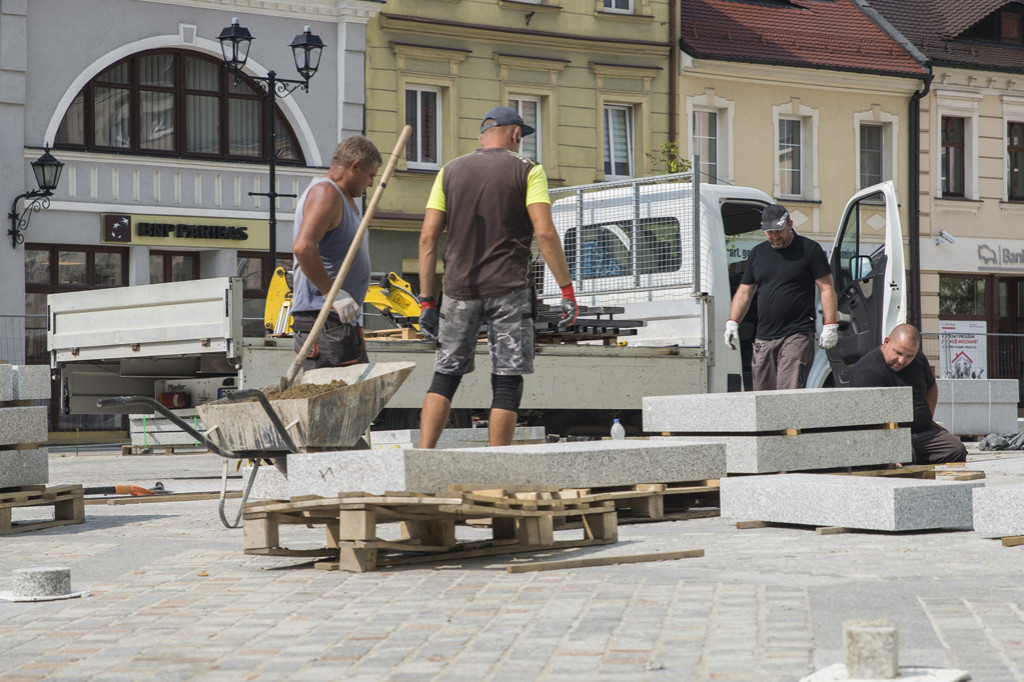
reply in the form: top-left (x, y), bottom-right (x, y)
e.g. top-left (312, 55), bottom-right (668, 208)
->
top-left (681, 0), bottom-right (927, 78)
top-left (869, 0), bottom-right (1024, 73)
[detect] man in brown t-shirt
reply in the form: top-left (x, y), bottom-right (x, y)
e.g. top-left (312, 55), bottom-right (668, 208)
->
top-left (416, 106), bottom-right (578, 448)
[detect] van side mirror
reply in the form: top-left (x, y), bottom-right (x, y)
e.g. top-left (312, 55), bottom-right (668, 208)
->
top-left (850, 255), bottom-right (873, 280)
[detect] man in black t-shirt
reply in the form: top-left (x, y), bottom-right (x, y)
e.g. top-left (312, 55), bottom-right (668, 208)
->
top-left (724, 204), bottom-right (838, 390)
top-left (850, 323), bottom-right (967, 464)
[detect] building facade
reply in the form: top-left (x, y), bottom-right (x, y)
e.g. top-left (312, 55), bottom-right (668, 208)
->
top-left (1, 0), bottom-right (383, 429)
top-left (363, 0), bottom-right (674, 292)
top-left (677, 0), bottom-right (928, 262)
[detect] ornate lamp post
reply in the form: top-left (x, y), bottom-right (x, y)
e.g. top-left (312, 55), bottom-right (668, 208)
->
top-left (217, 18), bottom-right (324, 274)
top-left (8, 147), bottom-right (64, 248)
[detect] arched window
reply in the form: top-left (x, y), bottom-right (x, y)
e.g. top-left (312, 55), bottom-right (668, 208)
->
top-left (55, 49), bottom-right (304, 164)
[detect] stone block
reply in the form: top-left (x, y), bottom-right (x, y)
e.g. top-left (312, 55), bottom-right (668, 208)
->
top-left (370, 426), bottom-right (546, 450)
top-left (972, 485), bottom-right (1024, 536)
top-left (720, 474), bottom-right (982, 531)
top-left (844, 620), bottom-right (898, 679)
top-left (0, 406), bottom-right (48, 447)
top-left (934, 379), bottom-right (1019, 436)
top-left (643, 387), bottom-right (913, 433)
top-left (129, 412), bottom-right (206, 447)
top-left (0, 365), bottom-right (50, 402)
top-left (242, 462), bottom-right (289, 500)
top-left (287, 440), bottom-right (727, 497)
top-left (657, 427), bottom-right (912, 473)
top-left (0, 448), bottom-right (48, 487)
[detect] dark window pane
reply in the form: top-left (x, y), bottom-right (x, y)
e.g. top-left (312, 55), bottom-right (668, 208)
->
top-left (94, 87), bottom-right (131, 148)
top-left (56, 92), bottom-right (85, 146)
top-left (25, 249), bottom-right (51, 284)
top-left (58, 251), bottom-right (87, 285)
top-left (170, 254), bottom-right (195, 281)
top-left (140, 91), bottom-right (175, 150)
top-left (97, 62), bottom-right (130, 83)
top-left (150, 254), bottom-right (165, 284)
top-left (274, 111), bottom-right (299, 161)
top-left (229, 98), bottom-right (261, 156)
top-left (139, 54), bottom-right (174, 87)
top-left (187, 94), bottom-right (219, 153)
top-left (237, 254), bottom-right (264, 289)
top-left (95, 252), bottom-right (124, 286)
top-left (939, 276), bottom-right (986, 316)
top-left (186, 56), bottom-right (220, 91)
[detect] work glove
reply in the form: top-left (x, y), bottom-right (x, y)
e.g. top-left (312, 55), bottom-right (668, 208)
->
top-left (724, 319), bottom-right (739, 350)
top-left (419, 297), bottom-right (439, 341)
top-left (557, 284), bottom-right (578, 331)
top-left (332, 291), bottom-right (361, 324)
top-left (819, 323), bottom-right (839, 350)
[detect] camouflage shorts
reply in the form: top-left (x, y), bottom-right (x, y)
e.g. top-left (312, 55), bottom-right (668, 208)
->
top-left (434, 287), bottom-right (535, 376)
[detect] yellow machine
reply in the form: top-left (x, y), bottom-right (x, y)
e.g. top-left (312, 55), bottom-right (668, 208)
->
top-left (264, 269), bottom-right (422, 334)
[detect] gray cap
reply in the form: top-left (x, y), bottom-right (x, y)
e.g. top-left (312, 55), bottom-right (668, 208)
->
top-left (761, 204), bottom-right (790, 231)
top-left (480, 106), bottom-right (535, 136)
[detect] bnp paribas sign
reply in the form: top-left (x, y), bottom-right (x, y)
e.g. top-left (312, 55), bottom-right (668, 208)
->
top-left (101, 213), bottom-right (269, 249)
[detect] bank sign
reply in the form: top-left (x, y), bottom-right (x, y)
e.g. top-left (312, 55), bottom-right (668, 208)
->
top-left (101, 214), bottom-right (269, 249)
top-left (975, 242), bottom-right (1024, 270)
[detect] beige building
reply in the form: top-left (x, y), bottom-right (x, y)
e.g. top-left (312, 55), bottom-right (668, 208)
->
top-left (678, 0), bottom-right (928, 261)
top-left (869, 0), bottom-right (1024, 388)
top-left (363, 0), bottom-right (674, 290)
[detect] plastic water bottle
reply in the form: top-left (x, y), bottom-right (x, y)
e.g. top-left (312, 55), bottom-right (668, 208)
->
top-left (610, 418), bottom-right (625, 440)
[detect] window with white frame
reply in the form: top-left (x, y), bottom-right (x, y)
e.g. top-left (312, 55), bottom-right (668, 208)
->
top-left (860, 124), bottom-right (884, 187)
top-left (604, 0), bottom-right (633, 12)
top-left (936, 92), bottom-right (980, 200)
top-left (693, 110), bottom-right (719, 183)
top-left (604, 104), bottom-right (634, 179)
top-left (778, 118), bottom-right (803, 196)
top-left (509, 96), bottom-right (541, 162)
top-left (405, 86), bottom-right (441, 170)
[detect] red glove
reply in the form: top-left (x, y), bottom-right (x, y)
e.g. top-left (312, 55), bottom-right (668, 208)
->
top-left (557, 284), bottom-right (578, 331)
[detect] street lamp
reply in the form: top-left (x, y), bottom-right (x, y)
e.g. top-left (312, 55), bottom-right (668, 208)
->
top-left (8, 147), bottom-right (64, 248)
top-left (217, 18), bottom-right (325, 275)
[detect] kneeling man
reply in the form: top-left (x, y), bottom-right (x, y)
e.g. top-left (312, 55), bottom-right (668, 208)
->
top-left (850, 323), bottom-right (967, 464)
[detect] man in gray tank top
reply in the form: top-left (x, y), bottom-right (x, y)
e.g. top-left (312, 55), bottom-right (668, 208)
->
top-left (291, 136), bottom-right (381, 369)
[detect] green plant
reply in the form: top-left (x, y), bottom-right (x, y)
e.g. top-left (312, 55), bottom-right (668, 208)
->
top-left (645, 141), bottom-right (692, 175)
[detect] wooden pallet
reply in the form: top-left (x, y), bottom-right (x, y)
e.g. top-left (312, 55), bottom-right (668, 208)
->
top-left (243, 489), bottom-right (619, 572)
top-left (455, 480), bottom-right (721, 522)
top-left (0, 484), bottom-right (85, 535)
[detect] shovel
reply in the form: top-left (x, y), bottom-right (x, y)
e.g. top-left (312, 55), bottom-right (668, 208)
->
top-left (280, 125), bottom-right (412, 391)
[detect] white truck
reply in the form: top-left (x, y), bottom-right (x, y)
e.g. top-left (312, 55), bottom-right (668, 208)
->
top-left (48, 172), bottom-right (905, 436)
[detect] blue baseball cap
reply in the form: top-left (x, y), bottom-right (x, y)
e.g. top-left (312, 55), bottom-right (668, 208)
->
top-left (480, 106), bottom-right (535, 136)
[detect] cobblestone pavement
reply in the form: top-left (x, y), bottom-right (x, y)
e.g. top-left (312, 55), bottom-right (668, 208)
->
top-left (0, 448), bottom-right (1023, 681)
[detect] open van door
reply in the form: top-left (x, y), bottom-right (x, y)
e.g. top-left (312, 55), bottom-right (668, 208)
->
top-left (825, 181), bottom-right (906, 386)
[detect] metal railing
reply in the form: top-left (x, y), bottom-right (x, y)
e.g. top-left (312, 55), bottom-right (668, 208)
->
top-left (0, 314), bottom-right (46, 366)
top-left (921, 331), bottom-right (1024, 408)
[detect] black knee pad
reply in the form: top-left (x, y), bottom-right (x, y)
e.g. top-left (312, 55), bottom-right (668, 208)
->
top-left (491, 374), bottom-right (523, 411)
top-left (427, 372), bottom-right (462, 401)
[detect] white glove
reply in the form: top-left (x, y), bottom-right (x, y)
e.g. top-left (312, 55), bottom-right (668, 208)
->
top-left (332, 291), bottom-right (360, 324)
top-left (819, 323), bottom-right (839, 349)
top-left (724, 319), bottom-right (739, 351)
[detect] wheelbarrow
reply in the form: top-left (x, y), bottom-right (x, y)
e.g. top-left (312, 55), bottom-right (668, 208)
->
top-left (97, 361), bottom-right (415, 528)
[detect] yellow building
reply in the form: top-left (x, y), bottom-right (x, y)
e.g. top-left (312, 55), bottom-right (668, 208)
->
top-left (363, 0), bottom-right (674, 290)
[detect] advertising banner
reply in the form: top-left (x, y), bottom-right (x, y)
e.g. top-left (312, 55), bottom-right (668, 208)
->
top-left (938, 320), bottom-right (987, 379)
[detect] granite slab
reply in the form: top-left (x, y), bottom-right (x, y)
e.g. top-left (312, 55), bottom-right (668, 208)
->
top-left (934, 379), bottom-right (1019, 436)
top-left (0, 365), bottom-right (51, 402)
top-left (971, 485), bottom-right (1024, 536)
top-left (370, 426), bottom-right (546, 449)
top-left (720, 474), bottom-right (982, 531)
top-left (0, 406), bottom-right (48, 447)
top-left (643, 386), bottom-right (913, 433)
top-left (0, 448), bottom-right (48, 488)
top-left (287, 440), bottom-right (727, 497)
top-left (657, 427), bottom-right (912, 473)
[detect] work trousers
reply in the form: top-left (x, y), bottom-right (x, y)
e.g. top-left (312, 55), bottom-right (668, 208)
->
top-left (911, 424), bottom-right (968, 464)
top-left (751, 331), bottom-right (814, 391)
